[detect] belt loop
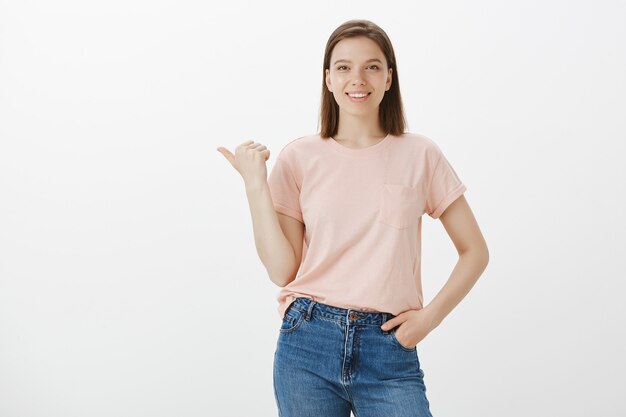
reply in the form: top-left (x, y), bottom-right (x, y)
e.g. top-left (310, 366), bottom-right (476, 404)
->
top-left (305, 299), bottom-right (316, 321)
top-left (381, 312), bottom-right (388, 334)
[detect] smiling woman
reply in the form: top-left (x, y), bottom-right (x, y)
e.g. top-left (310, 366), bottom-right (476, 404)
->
top-left (218, 17), bottom-right (489, 417)
top-left (325, 38), bottom-right (392, 119)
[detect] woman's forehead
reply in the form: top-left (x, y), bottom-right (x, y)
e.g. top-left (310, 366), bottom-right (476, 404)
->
top-left (332, 37), bottom-right (384, 60)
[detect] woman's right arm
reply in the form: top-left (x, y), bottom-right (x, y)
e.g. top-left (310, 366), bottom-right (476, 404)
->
top-left (217, 140), bottom-right (302, 287)
top-left (244, 181), bottom-right (303, 287)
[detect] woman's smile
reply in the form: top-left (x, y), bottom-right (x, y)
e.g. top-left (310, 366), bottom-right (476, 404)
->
top-left (346, 92), bottom-right (372, 102)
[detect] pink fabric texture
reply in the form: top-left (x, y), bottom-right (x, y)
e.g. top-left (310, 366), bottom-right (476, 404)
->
top-left (267, 132), bottom-right (466, 319)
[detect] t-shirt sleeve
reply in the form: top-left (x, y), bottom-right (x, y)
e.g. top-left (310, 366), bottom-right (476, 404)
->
top-left (267, 154), bottom-right (304, 223)
top-left (424, 146), bottom-right (467, 219)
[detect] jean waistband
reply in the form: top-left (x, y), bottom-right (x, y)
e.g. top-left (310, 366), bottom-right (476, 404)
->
top-left (288, 297), bottom-right (397, 326)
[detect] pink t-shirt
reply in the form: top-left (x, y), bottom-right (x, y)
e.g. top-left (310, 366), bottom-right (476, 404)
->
top-left (267, 132), bottom-right (466, 320)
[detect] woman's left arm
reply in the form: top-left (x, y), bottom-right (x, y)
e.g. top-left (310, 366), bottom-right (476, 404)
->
top-left (381, 194), bottom-right (489, 346)
top-left (424, 194), bottom-right (489, 329)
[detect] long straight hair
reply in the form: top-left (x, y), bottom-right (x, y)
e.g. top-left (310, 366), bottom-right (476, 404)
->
top-left (319, 19), bottom-right (407, 138)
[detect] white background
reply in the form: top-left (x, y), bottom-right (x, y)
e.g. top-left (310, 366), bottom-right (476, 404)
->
top-left (1, 1), bottom-right (625, 416)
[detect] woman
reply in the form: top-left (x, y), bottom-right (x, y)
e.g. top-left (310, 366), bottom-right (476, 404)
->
top-left (218, 19), bottom-right (489, 417)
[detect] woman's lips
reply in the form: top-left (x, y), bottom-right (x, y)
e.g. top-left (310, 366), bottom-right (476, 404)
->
top-left (346, 92), bottom-right (371, 102)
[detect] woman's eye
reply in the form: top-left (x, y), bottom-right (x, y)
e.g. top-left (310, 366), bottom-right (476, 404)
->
top-left (336, 65), bottom-right (379, 71)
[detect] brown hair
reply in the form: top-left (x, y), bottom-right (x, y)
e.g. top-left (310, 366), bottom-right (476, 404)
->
top-left (318, 19), bottom-right (407, 138)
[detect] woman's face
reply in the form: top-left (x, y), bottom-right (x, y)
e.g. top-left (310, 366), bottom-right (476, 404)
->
top-left (325, 36), bottom-right (393, 118)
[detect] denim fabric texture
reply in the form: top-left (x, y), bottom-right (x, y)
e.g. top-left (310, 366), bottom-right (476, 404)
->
top-left (273, 297), bottom-right (434, 417)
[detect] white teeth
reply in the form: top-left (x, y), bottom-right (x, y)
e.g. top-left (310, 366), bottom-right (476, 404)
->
top-left (348, 93), bottom-right (369, 98)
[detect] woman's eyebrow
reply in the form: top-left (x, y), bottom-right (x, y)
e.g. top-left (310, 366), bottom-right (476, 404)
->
top-left (333, 58), bottom-right (383, 65)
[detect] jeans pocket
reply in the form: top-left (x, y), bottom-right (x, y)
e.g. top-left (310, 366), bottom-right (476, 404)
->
top-left (377, 183), bottom-right (421, 229)
top-left (390, 328), bottom-right (417, 352)
top-left (279, 307), bottom-right (305, 333)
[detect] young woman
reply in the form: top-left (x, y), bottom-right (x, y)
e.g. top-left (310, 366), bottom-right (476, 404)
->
top-left (218, 19), bottom-right (489, 417)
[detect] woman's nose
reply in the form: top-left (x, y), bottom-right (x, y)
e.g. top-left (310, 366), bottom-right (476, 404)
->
top-left (351, 70), bottom-right (366, 85)
top-left (351, 77), bottom-right (365, 85)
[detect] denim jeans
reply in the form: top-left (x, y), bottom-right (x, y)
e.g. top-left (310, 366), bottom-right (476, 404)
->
top-left (273, 297), bottom-right (434, 417)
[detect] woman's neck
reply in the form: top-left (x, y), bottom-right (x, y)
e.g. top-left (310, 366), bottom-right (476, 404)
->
top-left (334, 114), bottom-right (386, 146)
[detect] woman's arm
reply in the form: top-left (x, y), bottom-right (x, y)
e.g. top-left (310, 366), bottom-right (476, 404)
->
top-left (217, 141), bottom-right (302, 287)
top-left (380, 194), bottom-right (488, 347)
top-left (423, 194), bottom-right (490, 328)
top-left (245, 181), bottom-right (303, 287)
top-left (380, 194), bottom-right (489, 347)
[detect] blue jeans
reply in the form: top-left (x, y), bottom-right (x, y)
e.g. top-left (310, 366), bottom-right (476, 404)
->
top-left (273, 297), bottom-right (434, 417)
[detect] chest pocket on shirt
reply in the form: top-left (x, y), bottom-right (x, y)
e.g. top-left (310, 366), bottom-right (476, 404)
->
top-left (377, 183), bottom-right (421, 229)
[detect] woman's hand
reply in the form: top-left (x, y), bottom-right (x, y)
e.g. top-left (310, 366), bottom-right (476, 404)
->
top-left (381, 307), bottom-right (438, 349)
top-left (217, 140), bottom-right (271, 188)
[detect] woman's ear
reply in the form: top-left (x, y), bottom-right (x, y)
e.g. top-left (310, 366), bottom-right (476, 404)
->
top-left (325, 69), bottom-right (333, 92)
